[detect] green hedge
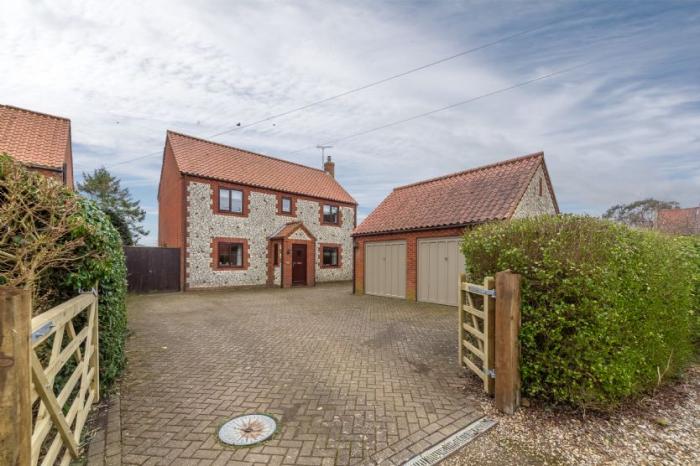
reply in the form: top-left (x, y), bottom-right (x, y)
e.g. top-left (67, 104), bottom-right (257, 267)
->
top-left (678, 235), bottom-right (700, 342)
top-left (47, 199), bottom-right (128, 388)
top-left (0, 155), bottom-right (127, 389)
top-left (461, 215), bottom-right (696, 409)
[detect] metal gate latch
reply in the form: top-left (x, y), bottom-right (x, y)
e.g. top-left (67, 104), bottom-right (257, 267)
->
top-left (31, 322), bottom-right (55, 343)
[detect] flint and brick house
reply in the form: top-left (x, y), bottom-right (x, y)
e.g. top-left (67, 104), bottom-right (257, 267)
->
top-left (656, 206), bottom-right (700, 235)
top-left (352, 152), bottom-right (558, 306)
top-left (158, 131), bottom-right (357, 290)
top-left (0, 104), bottom-right (74, 187)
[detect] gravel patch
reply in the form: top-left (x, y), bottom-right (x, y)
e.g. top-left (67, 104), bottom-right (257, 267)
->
top-left (443, 364), bottom-right (700, 465)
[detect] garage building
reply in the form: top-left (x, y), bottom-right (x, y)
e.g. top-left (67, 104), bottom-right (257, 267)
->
top-left (352, 152), bottom-right (558, 306)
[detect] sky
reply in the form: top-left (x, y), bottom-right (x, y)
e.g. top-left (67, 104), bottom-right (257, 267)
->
top-left (1, 0), bottom-right (699, 245)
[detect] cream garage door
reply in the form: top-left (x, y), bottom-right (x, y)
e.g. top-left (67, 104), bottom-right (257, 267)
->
top-left (365, 241), bottom-right (406, 298)
top-left (418, 237), bottom-right (465, 306)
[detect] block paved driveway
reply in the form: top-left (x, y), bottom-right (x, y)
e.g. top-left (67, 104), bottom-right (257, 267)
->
top-left (115, 283), bottom-right (481, 465)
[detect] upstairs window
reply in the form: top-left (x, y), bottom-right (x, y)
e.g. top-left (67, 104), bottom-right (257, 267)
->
top-left (322, 205), bottom-right (339, 224)
top-left (322, 246), bottom-right (339, 267)
top-left (281, 196), bottom-right (292, 213)
top-left (538, 178), bottom-right (543, 197)
top-left (219, 188), bottom-right (243, 213)
top-left (218, 242), bottom-right (244, 268)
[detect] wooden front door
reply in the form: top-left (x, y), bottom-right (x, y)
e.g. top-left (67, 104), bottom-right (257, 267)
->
top-left (291, 244), bottom-right (307, 286)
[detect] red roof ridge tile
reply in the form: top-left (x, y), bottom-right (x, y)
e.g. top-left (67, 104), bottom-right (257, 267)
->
top-left (394, 151), bottom-right (544, 191)
top-left (0, 104), bottom-right (70, 122)
top-left (167, 130), bottom-right (327, 174)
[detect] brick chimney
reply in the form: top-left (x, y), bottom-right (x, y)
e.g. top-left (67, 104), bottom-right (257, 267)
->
top-left (324, 155), bottom-right (335, 178)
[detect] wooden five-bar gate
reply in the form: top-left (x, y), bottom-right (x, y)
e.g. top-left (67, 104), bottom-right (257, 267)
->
top-left (458, 270), bottom-right (521, 414)
top-left (1, 287), bottom-right (100, 466)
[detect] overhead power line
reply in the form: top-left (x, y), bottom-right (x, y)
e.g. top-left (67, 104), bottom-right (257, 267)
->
top-left (287, 53), bottom-right (700, 154)
top-left (106, 17), bottom-right (570, 168)
top-left (287, 60), bottom-right (594, 153)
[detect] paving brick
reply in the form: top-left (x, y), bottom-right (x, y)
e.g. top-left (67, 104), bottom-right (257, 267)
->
top-left (86, 284), bottom-right (481, 464)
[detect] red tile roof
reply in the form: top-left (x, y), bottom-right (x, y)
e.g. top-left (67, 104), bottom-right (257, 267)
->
top-left (269, 221), bottom-right (316, 240)
top-left (0, 104), bottom-right (71, 170)
top-left (166, 131), bottom-right (356, 204)
top-left (353, 152), bottom-right (555, 236)
top-left (656, 207), bottom-right (700, 235)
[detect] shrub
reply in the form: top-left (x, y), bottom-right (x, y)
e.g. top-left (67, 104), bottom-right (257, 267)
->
top-left (462, 215), bottom-right (696, 409)
top-left (0, 155), bottom-right (127, 389)
top-left (677, 235), bottom-right (700, 342)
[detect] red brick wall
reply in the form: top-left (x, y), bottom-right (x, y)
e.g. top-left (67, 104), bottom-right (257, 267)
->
top-left (29, 167), bottom-right (64, 183)
top-left (353, 227), bottom-right (466, 301)
top-left (158, 143), bottom-right (186, 289)
top-left (63, 134), bottom-right (74, 188)
top-left (158, 142), bottom-right (184, 249)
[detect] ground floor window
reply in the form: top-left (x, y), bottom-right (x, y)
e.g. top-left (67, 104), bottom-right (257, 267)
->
top-left (273, 243), bottom-right (280, 266)
top-left (218, 242), bottom-right (244, 268)
top-left (322, 246), bottom-right (340, 267)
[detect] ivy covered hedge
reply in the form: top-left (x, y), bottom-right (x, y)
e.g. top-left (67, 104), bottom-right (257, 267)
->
top-left (462, 215), bottom-right (697, 409)
top-left (49, 199), bottom-right (128, 387)
top-left (0, 155), bottom-right (127, 389)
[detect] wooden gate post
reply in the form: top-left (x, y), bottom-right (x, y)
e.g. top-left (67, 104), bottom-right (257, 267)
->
top-left (0, 287), bottom-right (32, 466)
top-left (494, 271), bottom-right (521, 414)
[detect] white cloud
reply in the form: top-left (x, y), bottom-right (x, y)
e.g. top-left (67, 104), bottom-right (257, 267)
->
top-left (1, 0), bottom-right (698, 245)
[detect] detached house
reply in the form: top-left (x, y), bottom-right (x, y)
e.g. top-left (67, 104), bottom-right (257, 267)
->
top-left (0, 104), bottom-right (74, 187)
top-left (353, 152), bottom-right (558, 306)
top-left (158, 131), bottom-right (356, 290)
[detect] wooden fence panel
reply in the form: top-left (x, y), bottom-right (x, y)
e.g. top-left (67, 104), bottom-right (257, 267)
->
top-left (124, 246), bottom-right (180, 293)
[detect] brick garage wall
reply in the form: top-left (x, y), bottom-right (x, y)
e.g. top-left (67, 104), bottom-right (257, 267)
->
top-left (354, 227), bottom-right (466, 301)
top-left (512, 164), bottom-right (557, 217)
top-left (186, 180), bottom-right (354, 289)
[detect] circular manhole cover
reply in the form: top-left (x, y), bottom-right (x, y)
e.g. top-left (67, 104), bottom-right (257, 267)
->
top-left (218, 414), bottom-right (277, 446)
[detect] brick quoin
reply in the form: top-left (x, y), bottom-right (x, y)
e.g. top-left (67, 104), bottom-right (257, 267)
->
top-left (353, 226), bottom-right (466, 301)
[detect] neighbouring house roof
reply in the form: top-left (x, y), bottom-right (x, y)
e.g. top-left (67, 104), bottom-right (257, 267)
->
top-left (353, 152), bottom-right (557, 236)
top-left (269, 221), bottom-right (316, 240)
top-left (166, 131), bottom-right (356, 205)
top-left (0, 104), bottom-right (71, 171)
top-left (656, 207), bottom-right (700, 235)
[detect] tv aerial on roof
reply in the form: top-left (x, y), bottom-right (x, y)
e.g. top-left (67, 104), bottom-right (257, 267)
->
top-left (316, 144), bottom-right (333, 168)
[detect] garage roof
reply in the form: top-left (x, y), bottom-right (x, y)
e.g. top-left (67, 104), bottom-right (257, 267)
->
top-left (166, 131), bottom-right (356, 205)
top-left (353, 152), bottom-right (556, 236)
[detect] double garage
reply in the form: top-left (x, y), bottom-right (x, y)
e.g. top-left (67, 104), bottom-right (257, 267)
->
top-left (362, 235), bottom-right (465, 306)
top-left (352, 152), bottom-right (558, 306)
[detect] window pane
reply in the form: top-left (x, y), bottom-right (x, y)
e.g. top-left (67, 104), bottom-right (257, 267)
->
top-left (218, 243), bottom-right (244, 267)
top-left (231, 190), bottom-right (243, 213)
top-left (323, 247), bottom-right (338, 266)
top-left (282, 197), bottom-right (292, 212)
top-left (219, 189), bottom-right (230, 211)
top-left (233, 244), bottom-right (243, 266)
top-left (323, 205), bottom-right (338, 224)
top-left (218, 243), bottom-right (230, 266)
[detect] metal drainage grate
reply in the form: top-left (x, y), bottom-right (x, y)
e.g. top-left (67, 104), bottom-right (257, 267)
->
top-left (218, 414), bottom-right (277, 446)
top-left (404, 416), bottom-right (498, 466)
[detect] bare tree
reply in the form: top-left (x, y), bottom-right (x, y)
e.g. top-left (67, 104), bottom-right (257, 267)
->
top-left (0, 155), bottom-right (87, 310)
top-left (602, 198), bottom-right (679, 229)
